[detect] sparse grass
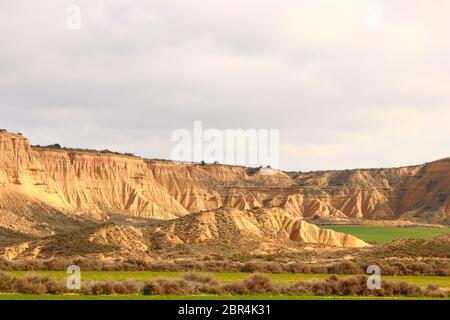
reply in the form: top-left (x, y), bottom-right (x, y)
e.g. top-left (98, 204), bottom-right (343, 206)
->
top-left (6, 271), bottom-right (450, 289)
top-left (0, 293), bottom-right (447, 300)
top-left (324, 226), bottom-right (450, 244)
top-left (1, 272), bottom-right (448, 299)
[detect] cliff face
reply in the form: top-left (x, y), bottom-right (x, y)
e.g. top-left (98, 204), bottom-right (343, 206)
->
top-left (397, 159), bottom-right (450, 218)
top-left (148, 160), bottom-right (449, 223)
top-left (0, 132), bottom-right (188, 223)
top-left (0, 130), bottom-right (449, 258)
top-left (0, 130), bottom-right (448, 226)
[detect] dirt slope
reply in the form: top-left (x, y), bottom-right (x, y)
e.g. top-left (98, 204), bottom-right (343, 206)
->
top-left (148, 207), bottom-right (369, 248)
top-left (0, 207), bottom-right (369, 260)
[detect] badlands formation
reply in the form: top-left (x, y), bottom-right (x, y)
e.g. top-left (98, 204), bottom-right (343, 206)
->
top-left (0, 130), bottom-right (449, 259)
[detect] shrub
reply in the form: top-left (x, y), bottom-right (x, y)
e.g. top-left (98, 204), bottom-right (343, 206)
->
top-left (222, 282), bottom-right (250, 295)
top-left (12, 275), bottom-right (53, 294)
top-left (0, 272), bottom-right (14, 292)
top-left (182, 273), bottom-right (219, 286)
top-left (0, 256), bottom-right (449, 277)
top-left (279, 275), bottom-right (445, 298)
top-left (242, 274), bottom-right (273, 293)
top-left (116, 280), bottom-right (143, 294)
top-left (142, 281), bottom-right (165, 295)
top-left (0, 272), bottom-right (446, 297)
top-left (45, 280), bottom-right (66, 294)
top-left (84, 281), bottom-right (116, 295)
top-left (142, 279), bottom-right (193, 295)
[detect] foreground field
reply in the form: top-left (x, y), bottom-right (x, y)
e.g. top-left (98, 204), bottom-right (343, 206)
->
top-left (324, 226), bottom-right (450, 244)
top-left (0, 294), bottom-right (447, 300)
top-left (6, 271), bottom-right (450, 290)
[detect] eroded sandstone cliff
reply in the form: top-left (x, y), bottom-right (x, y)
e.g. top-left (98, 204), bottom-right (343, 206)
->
top-left (0, 130), bottom-right (448, 258)
top-left (0, 131), bottom-right (188, 223)
top-left (1, 130), bottom-right (448, 225)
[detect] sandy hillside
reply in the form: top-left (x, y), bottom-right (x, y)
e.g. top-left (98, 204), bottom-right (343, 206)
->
top-left (0, 130), bottom-right (448, 260)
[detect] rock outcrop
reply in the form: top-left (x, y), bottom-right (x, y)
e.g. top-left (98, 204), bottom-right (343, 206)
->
top-left (149, 207), bottom-right (369, 248)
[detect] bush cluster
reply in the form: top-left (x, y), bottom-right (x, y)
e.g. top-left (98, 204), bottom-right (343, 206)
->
top-left (142, 274), bottom-right (447, 297)
top-left (0, 272), bottom-right (65, 294)
top-left (0, 272), bottom-right (447, 297)
top-left (1, 258), bottom-right (448, 276)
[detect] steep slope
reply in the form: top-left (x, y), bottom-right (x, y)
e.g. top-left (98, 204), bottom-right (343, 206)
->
top-left (148, 158), bottom-right (449, 223)
top-left (1, 129), bottom-right (449, 231)
top-left (0, 131), bottom-right (188, 226)
top-left (146, 160), bottom-right (293, 213)
top-left (1, 207), bottom-right (369, 260)
top-left (148, 207), bottom-right (369, 249)
top-left (396, 158), bottom-right (450, 221)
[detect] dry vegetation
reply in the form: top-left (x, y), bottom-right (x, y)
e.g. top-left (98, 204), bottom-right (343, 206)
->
top-left (1, 257), bottom-right (449, 277)
top-left (0, 272), bottom-right (446, 298)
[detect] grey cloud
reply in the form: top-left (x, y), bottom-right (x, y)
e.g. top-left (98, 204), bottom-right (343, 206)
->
top-left (0, 0), bottom-right (449, 170)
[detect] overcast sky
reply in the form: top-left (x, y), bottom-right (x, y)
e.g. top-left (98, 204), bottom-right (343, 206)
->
top-left (1, 0), bottom-right (449, 171)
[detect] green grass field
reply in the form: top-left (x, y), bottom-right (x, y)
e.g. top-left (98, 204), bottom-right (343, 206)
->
top-left (323, 225), bottom-right (450, 244)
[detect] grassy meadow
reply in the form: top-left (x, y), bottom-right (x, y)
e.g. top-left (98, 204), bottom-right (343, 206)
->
top-left (324, 225), bottom-right (450, 244)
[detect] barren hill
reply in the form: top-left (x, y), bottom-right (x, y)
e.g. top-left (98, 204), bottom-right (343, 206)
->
top-left (1, 207), bottom-right (368, 260)
top-left (0, 130), bottom-right (448, 259)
